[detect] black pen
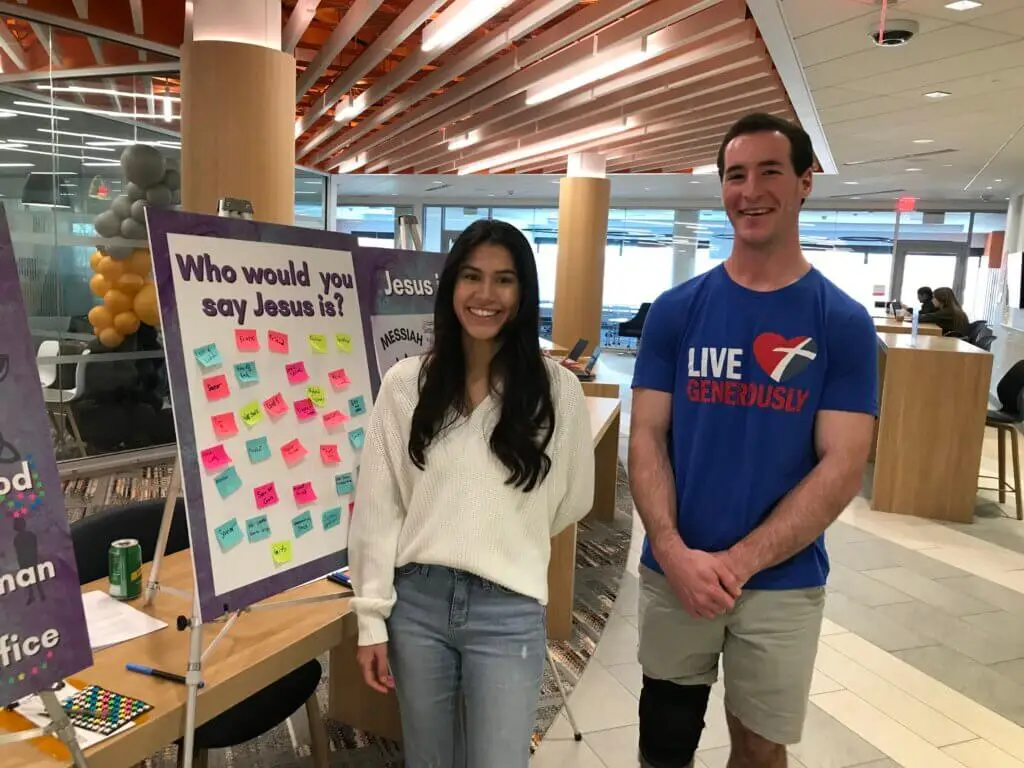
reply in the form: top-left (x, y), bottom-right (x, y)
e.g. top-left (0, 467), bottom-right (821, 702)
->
top-left (126, 663), bottom-right (205, 688)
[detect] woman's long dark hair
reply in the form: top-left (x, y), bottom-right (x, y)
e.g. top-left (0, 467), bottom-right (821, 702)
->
top-left (408, 219), bottom-right (554, 492)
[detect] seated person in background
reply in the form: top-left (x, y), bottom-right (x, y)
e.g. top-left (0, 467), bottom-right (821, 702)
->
top-left (917, 286), bottom-right (938, 315)
top-left (919, 286), bottom-right (969, 337)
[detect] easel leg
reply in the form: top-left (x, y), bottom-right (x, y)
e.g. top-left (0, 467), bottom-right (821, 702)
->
top-left (181, 593), bottom-right (205, 768)
top-left (39, 690), bottom-right (91, 768)
top-left (144, 460), bottom-right (181, 606)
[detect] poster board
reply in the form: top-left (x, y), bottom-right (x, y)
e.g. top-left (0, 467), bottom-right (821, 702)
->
top-left (147, 210), bottom-right (373, 621)
top-left (0, 207), bottom-right (93, 704)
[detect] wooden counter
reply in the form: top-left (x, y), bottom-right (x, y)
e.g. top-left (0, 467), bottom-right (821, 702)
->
top-left (871, 333), bottom-right (992, 523)
top-left (539, 337), bottom-right (569, 357)
top-left (873, 317), bottom-right (942, 336)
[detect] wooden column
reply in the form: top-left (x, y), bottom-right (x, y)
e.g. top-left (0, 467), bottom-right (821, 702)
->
top-left (180, 40), bottom-right (295, 225)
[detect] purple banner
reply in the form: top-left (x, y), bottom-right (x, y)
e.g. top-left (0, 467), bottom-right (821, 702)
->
top-left (0, 206), bottom-right (92, 705)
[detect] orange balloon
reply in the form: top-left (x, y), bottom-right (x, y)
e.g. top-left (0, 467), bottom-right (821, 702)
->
top-left (98, 327), bottom-right (125, 349)
top-left (87, 305), bottom-right (113, 329)
top-left (89, 250), bottom-right (104, 271)
top-left (113, 310), bottom-right (141, 336)
top-left (97, 256), bottom-right (125, 282)
top-left (116, 273), bottom-right (145, 296)
top-left (89, 274), bottom-right (109, 297)
top-left (103, 289), bottom-right (132, 316)
top-left (124, 249), bottom-right (152, 277)
top-left (134, 283), bottom-right (160, 327)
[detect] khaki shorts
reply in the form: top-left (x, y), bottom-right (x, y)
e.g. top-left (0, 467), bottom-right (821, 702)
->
top-left (638, 564), bottom-right (825, 745)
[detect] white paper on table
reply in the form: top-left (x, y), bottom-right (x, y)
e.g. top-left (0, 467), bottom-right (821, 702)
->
top-left (81, 591), bottom-right (168, 651)
top-left (11, 682), bottom-right (134, 750)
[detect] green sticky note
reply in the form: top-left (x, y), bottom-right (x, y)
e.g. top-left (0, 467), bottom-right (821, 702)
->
top-left (348, 427), bottom-right (365, 450)
top-left (322, 507), bottom-right (343, 531)
top-left (292, 510), bottom-right (314, 538)
top-left (348, 395), bottom-right (366, 416)
top-left (335, 333), bottom-right (352, 353)
top-left (240, 400), bottom-right (263, 428)
top-left (233, 360), bottom-right (259, 384)
top-left (213, 466), bottom-right (242, 499)
top-left (271, 540), bottom-right (293, 566)
top-left (309, 333), bottom-right (328, 354)
top-left (246, 436), bottom-right (271, 464)
top-left (246, 514), bottom-right (271, 543)
top-left (335, 472), bottom-right (354, 496)
top-left (193, 343), bottom-right (222, 368)
top-left (306, 384), bottom-right (327, 408)
top-left (215, 518), bottom-right (244, 552)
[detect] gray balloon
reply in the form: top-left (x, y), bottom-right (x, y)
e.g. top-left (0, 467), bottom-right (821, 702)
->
top-left (120, 144), bottom-right (165, 188)
top-left (146, 184), bottom-right (173, 208)
top-left (111, 194), bottom-right (132, 219)
top-left (130, 198), bottom-right (149, 224)
top-left (107, 245), bottom-right (134, 260)
top-left (94, 210), bottom-right (121, 239)
top-left (120, 217), bottom-right (148, 240)
top-left (162, 168), bottom-right (180, 192)
top-left (127, 182), bottom-right (146, 201)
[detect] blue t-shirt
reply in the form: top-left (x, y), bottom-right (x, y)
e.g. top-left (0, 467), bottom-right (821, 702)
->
top-left (632, 265), bottom-right (878, 590)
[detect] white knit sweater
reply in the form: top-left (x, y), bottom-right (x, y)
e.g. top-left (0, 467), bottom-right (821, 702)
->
top-left (348, 355), bottom-right (595, 646)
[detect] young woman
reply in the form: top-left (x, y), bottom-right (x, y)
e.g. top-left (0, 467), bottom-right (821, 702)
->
top-left (348, 219), bottom-right (595, 767)
top-left (919, 286), bottom-right (969, 337)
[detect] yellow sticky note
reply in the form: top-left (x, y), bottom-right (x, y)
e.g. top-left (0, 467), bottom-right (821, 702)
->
top-left (309, 333), bottom-right (328, 354)
top-left (271, 540), bottom-right (293, 566)
top-left (306, 384), bottom-right (327, 408)
top-left (335, 333), bottom-right (352, 353)
top-left (240, 400), bottom-right (263, 427)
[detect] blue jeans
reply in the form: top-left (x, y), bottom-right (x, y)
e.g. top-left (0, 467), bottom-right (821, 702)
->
top-left (386, 563), bottom-right (547, 768)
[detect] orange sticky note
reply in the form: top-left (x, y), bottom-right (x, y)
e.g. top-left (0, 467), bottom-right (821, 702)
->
top-left (203, 374), bottom-right (230, 401)
top-left (280, 438), bottom-right (308, 466)
top-left (211, 411), bottom-right (238, 438)
top-left (320, 444), bottom-right (340, 464)
top-left (328, 368), bottom-right (351, 390)
top-left (235, 328), bottom-right (260, 352)
top-left (322, 409), bottom-right (349, 431)
top-left (268, 329), bottom-right (289, 353)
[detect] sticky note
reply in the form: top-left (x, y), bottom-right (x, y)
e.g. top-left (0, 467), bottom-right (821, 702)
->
top-left (320, 444), bottom-right (340, 464)
top-left (214, 518), bottom-right (244, 552)
top-left (200, 444), bottom-right (231, 471)
top-left (212, 412), bottom-right (239, 438)
top-left (280, 438), bottom-right (308, 466)
top-left (335, 472), bottom-right (355, 496)
top-left (306, 385), bottom-right (327, 408)
top-left (254, 482), bottom-right (279, 509)
top-left (240, 400), bottom-right (264, 428)
top-left (235, 328), bottom-right (260, 352)
top-left (214, 466), bottom-right (243, 499)
top-left (203, 374), bottom-right (230, 401)
top-left (348, 427), bottom-right (365, 450)
top-left (246, 436), bottom-right (271, 464)
top-left (309, 333), bottom-right (328, 354)
top-left (328, 368), bottom-right (351, 390)
top-left (348, 395), bottom-right (367, 417)
top-left (316, 507), bottom-right (342, 534)
top-left (323, 409), bottom-right (348, 430)
top-left (294, 398), bottom-right (317, 421)
top-left (268, 330), bottom-right (289, 353)
top-left (246, 514), bottom-right (271, 543)
top-left (292, 509), bottom-right (315, 537)
top-left (234, 361), bottom-right (259, 384)
top-left (293, 482), bottom-right (317, 506)
top-left (285, 361), bottom-right (309, 384)
top-left (271, 540), bottom-right (292, 566)
top-left (335, 333), bottom-right (352, 353)
top-left (193, 343), bottom-right (222, 369)
top-left (263, 392), bottom-right (288, 418)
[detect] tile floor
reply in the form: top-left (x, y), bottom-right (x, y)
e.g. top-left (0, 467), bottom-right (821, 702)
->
top-left (533, 355), bottom-right (1024, 767)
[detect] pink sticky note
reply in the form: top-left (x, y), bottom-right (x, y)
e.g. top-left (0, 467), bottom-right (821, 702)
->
top-left (293, 481), bottom-right (317, 506)
top-left (323, 409), bottom-right (349, 431)
top-left (294, 398), bottom-right (317, 421)
top-left (328, 368), bottom-right (351, 390)
top-left (235, 328), bottom-right (260, 352)
top-left (254, 482), bottom-right (279, 510)
top-left (212, 412), bottom-right (238, 438)
top-left (320, 444), bottom-right (340, 464)
top-left (263, 392), bottom-right (288, 418)
top-left (280, 438), bottom-right (308, 466)
top-left (200, 445), bottom-right (231, 471)
top-left (203, 374), bottom-right (230, 401)
top-left (268, 330), bottom-right (289, 353)
top-left (285, 361), bottom-right (309, 384)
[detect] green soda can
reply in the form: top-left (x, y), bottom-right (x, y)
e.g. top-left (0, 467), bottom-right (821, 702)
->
top-left (109, 538), bottom-right (143, 600)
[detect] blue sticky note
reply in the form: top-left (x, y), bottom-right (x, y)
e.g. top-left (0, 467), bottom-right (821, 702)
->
top-left (214, 518), bottom-right (243, 552)
top-left (348, 395), bottom-right (367, 417)
top-left (335, 472), bottom-right (355, 496)
top-left (193, 343), bottom-right (222, 369)
top-left (233, 361), bottom-right (260, 384)
top-left (322, 507), bottom-right (343, 531)
top-left (291, 510), bottom-right (314, 538)
top-left (347, 427), bottom-right (365, 450)
top-left (246, 436), bottom-right (271, 464)
top-left (246, 514), bottom-right (271, 543)
top-left (214, 466), bottom-right (242, 499)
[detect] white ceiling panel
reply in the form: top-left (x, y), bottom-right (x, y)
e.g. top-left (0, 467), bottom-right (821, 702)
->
top-left (781, 0), bottom-right (874, 39)
top-left (797, 12), bottom-right (951, 68)
top-left (964, 6), bottom-right (1024, 35)
top-left (896, 0), bottom-right (1024, 23)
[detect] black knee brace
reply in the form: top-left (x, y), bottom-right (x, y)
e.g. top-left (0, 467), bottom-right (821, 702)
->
top-left (638, 676), bottom-right (711, 768)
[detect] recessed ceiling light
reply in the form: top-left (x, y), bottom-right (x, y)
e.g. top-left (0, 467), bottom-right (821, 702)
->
top-left (986, 186), bottom-right (993, 190)
top-left (994, 178), bottom-right (1002, 183)
top-left (689, 180), bottom-right (701, 184)
top-left (906, 168), bottom-right (922, 172)
top-left (913, 139), bottom-right (934, 144)
top-left (942, 163), bottom-right (954, 167)
top-left (851, 196), bottom-right (861, 200)
top-left (843, 181), bottom-right (859, 185)
top-left (925, 91), bottom-right (952, 99)
top-left (945, 0), bottom-right (982, 10)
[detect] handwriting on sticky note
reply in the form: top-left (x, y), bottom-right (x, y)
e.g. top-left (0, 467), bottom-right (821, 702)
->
top-left (212, 412), bottom-right (239, 438)
top-left (240, 400), bottom-right (263, 428)
top-left (285, 361), bottom-right (309, 384)
top-left (254, 482), bottom-right (279, 509)
top-left (263, 392), bottom-right (288, 417)
top-left (291, 510), bottom-right (314, 537)
top-left (268, 329), bottom-right (289, 353)
top-left (293, 481), bottom-right (317, 506)
top-left (322, 507), bottom-right (343, 531)
top-left (214, 466), bottom-right (243, 499)
top-left (203, 374), bottom-right (230, 401)
top-left (306, 385), bottom-right (327, 408)
top-left (335, 333), bottom-right (352, 353)
top-left (335, 472), bottom-right (355, 496)
top-left (309, 333), bottom-right (328, 354)
top-left (348, 395), bottom-right (367, 417)
top-left (348, 427), bottom-right (365, 450)
top-left (194, 343), bottom-right (222, 369)
top-left (280, 438), bottom-right (308, 466)
top-left (323, 410), bottom-right (348, 430)
top-left (235, 328), bottom-right (260, 352)
top-left (246, 436), bottom-right (271, 464)
top-left (200, 444), bottom-right (231, 471)
top-left (215, 518), bottom-right (244, 552)
top-left (294, 398), bottom-right (317, 421)
top-left (246, 514), bottom-right (271, 543)
top-left (320, 444), bottom-right (340, 464)
top-left (328, 368), bottom-right (351, 390)
top-left (271, 540), bottom-right (293, 566)
top-left (234, 361), bottom-right (259, 384)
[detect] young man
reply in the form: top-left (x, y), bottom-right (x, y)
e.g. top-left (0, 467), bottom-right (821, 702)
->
top-left (629, 113), bottom-right (877, 768)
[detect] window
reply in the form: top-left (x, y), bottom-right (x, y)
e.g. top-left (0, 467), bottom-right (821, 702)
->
top-left (336, 205), bottom-right (397, 246)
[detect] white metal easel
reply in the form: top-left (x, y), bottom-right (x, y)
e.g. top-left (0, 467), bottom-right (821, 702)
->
top-left (0, 687), bottom-right (93, 768)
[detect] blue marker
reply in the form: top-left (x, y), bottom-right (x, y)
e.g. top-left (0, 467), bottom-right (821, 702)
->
top-left (126, 663), bottom-right (204, 688)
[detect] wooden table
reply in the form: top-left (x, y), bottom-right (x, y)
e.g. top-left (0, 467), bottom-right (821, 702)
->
top-left (871, 333), bottom-right (993, 523)
top-left (3, 554), bottom-right (349, 768)
top-left (539, 337), bottom-right (569, 357)
top-left (874, 317), bottom-right (942, 336)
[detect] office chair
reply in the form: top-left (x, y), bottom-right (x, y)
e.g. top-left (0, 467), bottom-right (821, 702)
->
top-left (617, 303), bottom-right (651, 352)
top-left (980, 360), bottom-right (1024, 521)
top-left (976, 333), bottom-right (997, 352)
top-left (965, 320), bottom-right (989, 345)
